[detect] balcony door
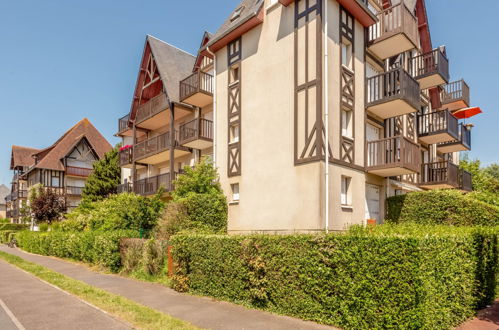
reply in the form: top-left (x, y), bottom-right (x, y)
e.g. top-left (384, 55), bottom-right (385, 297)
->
top-left (366, 123), bottom-right (380, 166)
top-left (365, 183), bottom-right (381, 223)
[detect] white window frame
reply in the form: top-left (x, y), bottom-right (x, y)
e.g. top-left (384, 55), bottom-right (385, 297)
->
top-left (341, 108), bottom-right (353, 139)
top-left (230, 124), bottom-right (240, 144)
top-left (341, 176), bottom-right (352, 206)
top-left (341, 38), bottom-right (353, 70)
top-left (231, 183), bottom-right (240, 202)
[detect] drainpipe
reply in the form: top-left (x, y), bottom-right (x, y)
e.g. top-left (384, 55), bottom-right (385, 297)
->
top-left (323, 0), bottom-right (329, 233)
top-left (206, 46), bottom-right (217, 168)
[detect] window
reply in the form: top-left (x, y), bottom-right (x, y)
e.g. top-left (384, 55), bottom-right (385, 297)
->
top-left (229, 65), bottom-right (240, 84)
top-left (230, 124), bottom-right (240, 143)
top-left (231, 183), bottom-right (240, 202)
top-left (341, 176), bottom-right (351, 206)
top-left (341, 109), bottom-right (353, 138)
top-left (231, 6), bottom-right (245, 21)
top-left (51, 176), bottom-right (60, 187)
top-left (341, 39), bottom-right (353, 70)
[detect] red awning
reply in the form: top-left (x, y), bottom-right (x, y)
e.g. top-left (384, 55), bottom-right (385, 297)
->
top-left (452, 107), bottom-right (482, 119)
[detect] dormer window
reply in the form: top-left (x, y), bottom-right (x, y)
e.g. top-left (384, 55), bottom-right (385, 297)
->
top-left (231, 6), bottom-right (245, 21)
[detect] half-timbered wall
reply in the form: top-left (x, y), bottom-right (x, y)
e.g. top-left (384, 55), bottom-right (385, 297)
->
top-left (227, 38), bottom-right (242, 177)
top-left (294, 0), bottom-right (323, 164)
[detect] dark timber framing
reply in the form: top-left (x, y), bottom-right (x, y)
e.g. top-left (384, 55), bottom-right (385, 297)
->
top-left (339, 6), bottom-right (355, 164)
top-left (294, 0), bottom-right (323, 165)
top-left (227, 38), bottom-right (242, 177)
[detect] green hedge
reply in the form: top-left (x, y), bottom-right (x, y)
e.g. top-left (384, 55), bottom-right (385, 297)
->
top-left (0, 230), bottom-right (17, 243)
top-left (386, 190), bottom-right (499, 226)
top-left (0, 223), bottom-right (29, 231)
top-left (16, 230), bottom-right (139, 272)
top-left (171, 226), bottom-right (498, 329)
top-left (120, 238), bottom-right (169, 276)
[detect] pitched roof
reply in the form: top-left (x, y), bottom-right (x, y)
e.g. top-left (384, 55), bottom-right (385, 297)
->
top-left (147, 35), bottom-right (196, 102)
top-left (30, 118), bottom-right (112, 172)
top-left (0, 184), bottom-right (9, 205)
top-left (205, 0), bottom-right (264, 51)
top-left (10, 145), bottom-right (40, 169)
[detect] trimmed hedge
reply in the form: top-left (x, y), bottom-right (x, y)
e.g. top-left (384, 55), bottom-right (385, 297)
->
top-left (16, 230), bottom-right (139, 272)
top-left (0, 230), bottom-right (17, 243)
top-left (386, 190), bottom-right (499, 226)
top-left (171, 226), bottom-right (498, 329)
top-left (0, 223), bottom-right (29, 231)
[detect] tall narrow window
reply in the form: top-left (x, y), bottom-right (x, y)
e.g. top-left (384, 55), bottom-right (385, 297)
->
top-left (341, 39), bottom-right (353, 70)
top-left (231, 183), bottom-right (240, 202)
top-left (230, 124), bottom-right (240, 143)
top-left (341, 176), bottom-right (351, 206)
top-left (341, 109), bottom-right (353, 138)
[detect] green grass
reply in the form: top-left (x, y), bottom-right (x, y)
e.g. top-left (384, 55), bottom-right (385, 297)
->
top-left (0, 251), bottom-right (197, 330)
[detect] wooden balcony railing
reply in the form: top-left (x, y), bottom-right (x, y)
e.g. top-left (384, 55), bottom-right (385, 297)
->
top-left (438, 124), bottom-right (471, 150)
top-left (441, 80), bottom-right (470, 109)
top-left (117, 182), bottom-right (133, 194)
top-left (119, 148), bottom-right (133, 166)
top-left (366, 68), bottom-right (420, 110)
top-left (133, 131), bottom-right (175, 161)
top-left (420, 161), bottom-right (459, 188)
top-left (66, 166), bottom-right (93, 177)
top-left (366, 136), bottom-right (420, 174)
top-left (417, 110), bottom-right (459, 140)
top-left (367, 3), bottom-right (419, 57)
top-left (135, 92), bottom-right (169, 124)
top-left (133, 172), bottom-right (178, 196)
top-left (179, 71), bottom-right (214, 101)
top-left (410, 48), bottom-right (449, 87)
top-left (179, 118), bottom-right (213, 145)
top-left (118, 114), bottom-right (130, 133)
top-left (459, 170), bottom-right (473, 192)
top-left (66, 186), bottom-right (83, 196)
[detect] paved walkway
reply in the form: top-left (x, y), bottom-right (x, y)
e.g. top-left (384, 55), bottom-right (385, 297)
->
top-left (0, 259), bottom-right (130, 330)
top-left (457, 300), bottom-right (499, 330)
top-left (0, 245), bottom-right (333, 330)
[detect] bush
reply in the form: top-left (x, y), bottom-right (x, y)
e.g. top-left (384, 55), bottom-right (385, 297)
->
top-left (0, 230), bottom-right (17, 243)
top-left (386, 190), bottom-right (499, 226)
top-left (171, 226), bottom-right (498, 329)
top-left (0, 223), bottom-right (29, 231)
top-left (65, 193), bottom-right (164, 233)
top-left (120, 238), bottom-right (168, 276)
top-left (156, 159), bottom-right (227, 238)
top-left (16, 230), bottom-right (139, 272)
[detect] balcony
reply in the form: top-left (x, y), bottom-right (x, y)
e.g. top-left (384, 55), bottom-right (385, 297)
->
top-left (133, 172), bottom-right (178, 196)
top-left (117, 114), bottom-right (132, 136)
top-left (366, 69), bottom-right (420, 119)
top-left (437, 124), bottom-right (471, 153)
top-left (417, 110), bottom-right (459, 145)
top-left (117, 182), bottom-right (133, 194)
top-left (440, 80), bottom-right (470, 111)
top-left (66, 186), bottom-right (83, 196)
top-left (179, 118), bottom-right (214, 149)
top-left (366, 136), bottom-right (420, 177)
top-left (410, 48), bottom-right (449, 89)
top-left (420, 161), bottom-right (459, 189)
top-left (367, 3), bottom-right (419, 60)
top-left (135, 92), bottom-right (169, 130)
top-left (11, 190), bottom-right (28, 200)
top-left (66, 166), bottom-right (93, 178)
top-left (119, 148), bottom-right (133, 168)
top-left (179, 71), bottom-right (214, 108)
top-left (133, 131), bottom-right (190, 165)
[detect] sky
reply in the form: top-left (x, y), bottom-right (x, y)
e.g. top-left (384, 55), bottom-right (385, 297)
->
top-left (0, 0), bottom-right (497, 186)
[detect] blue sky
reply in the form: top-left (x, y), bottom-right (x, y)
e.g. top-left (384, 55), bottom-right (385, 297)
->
top-left (0, 0), bottom-right (497, 186)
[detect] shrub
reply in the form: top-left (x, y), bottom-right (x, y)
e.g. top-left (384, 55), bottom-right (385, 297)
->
top-left (0, 223), bottom-right (29, 231)
top-left (0, 230), bottom-right (17, 243)
top-left (156, 159), bottom-right (227, 238)
top-left (16, 230), bottom-right (139, 272)
top-left (120, 238), bottom-right (168, 276)
top-left (386, 190), bottom-right (499, 226)
top-left (65, 193), bottom-right (164, 233)
top-left (171, 226), bottom-right (498, 329)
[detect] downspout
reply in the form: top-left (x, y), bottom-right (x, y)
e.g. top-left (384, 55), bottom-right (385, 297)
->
top-left (206, 46), bottom-right (217, 168)
top-left (323, 0), bottom-right (329, 233)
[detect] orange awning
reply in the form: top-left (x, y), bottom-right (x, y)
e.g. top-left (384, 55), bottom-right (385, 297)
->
top-left (452, 107), bottom-right (482, 119)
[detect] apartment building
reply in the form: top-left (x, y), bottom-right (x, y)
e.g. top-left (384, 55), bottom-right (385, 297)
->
top-left (6, 119), bottom-right (112, 223)
top-left (116, 0), bottom-right (478, 233)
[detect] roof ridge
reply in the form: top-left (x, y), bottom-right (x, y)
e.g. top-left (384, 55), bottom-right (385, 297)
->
top-left (147, 34), bottom-right (196, 58)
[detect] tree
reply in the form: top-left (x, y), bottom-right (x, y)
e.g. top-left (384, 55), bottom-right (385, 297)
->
top-left (485, 163), bottom-right (499, 181)
top-left (460, 155), bottom-right (499, 207)
top-left (29, 184), bottom-right (66, 224)
top-left (81, 145), bottom-right (121, 204)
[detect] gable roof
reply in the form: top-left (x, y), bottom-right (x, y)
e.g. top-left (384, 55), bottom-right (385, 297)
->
top-left (29, 118), bottom-right (112, 172)
top-left (10, 146), bottom-right (40, 169)
top-left (205, 0), bottom-right (264, 52)
top-left (146, 35), bottom-right (196, 103)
